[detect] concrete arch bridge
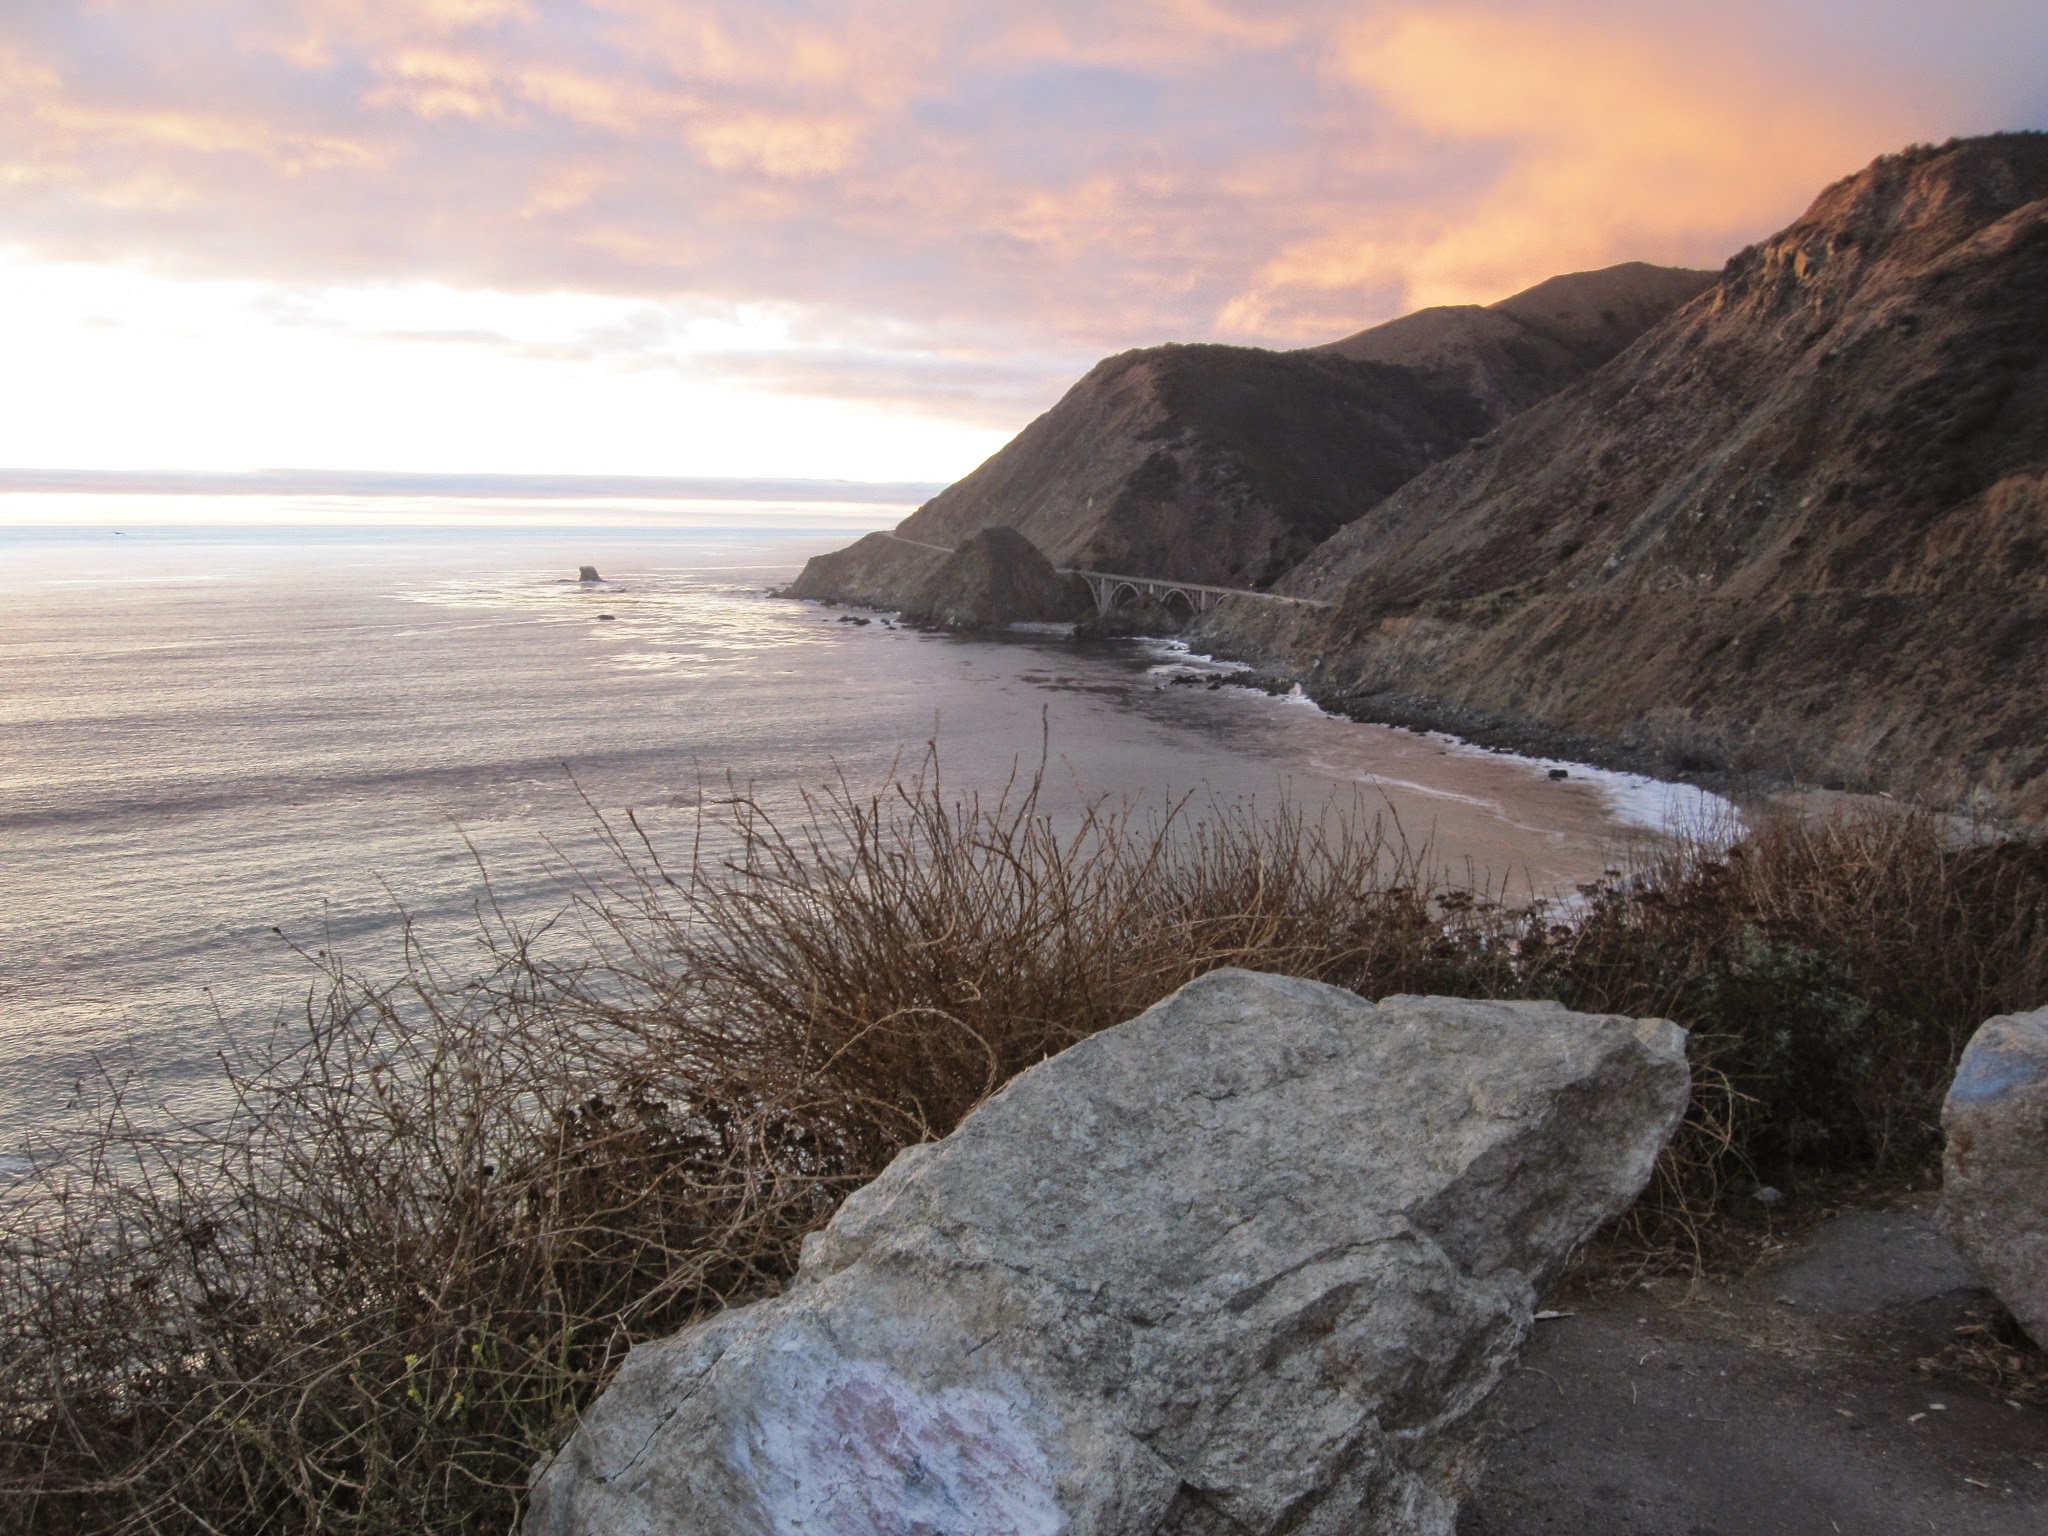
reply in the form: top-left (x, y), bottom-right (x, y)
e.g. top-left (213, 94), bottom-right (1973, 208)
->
top-left (1068, 568), bottom-right (1331, 618)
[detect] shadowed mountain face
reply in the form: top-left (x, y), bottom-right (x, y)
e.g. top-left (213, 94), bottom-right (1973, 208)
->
top-left (897, 345), bottom-right (1491, 589)
top-left (785, 263), bottom-right (1711, 606)
top-left (1217, 134), bottom-right (2048, 820)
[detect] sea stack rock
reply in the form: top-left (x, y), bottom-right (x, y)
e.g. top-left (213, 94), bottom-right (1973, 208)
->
top-left (898, 525), bottom-right (1093, 631)
top-left (1943, 1008), bottom-right (2048, 1347)
top-left (527, 969), bottom-right (1690, 1536)
top-left (577, 565), bottom-right (602, 583)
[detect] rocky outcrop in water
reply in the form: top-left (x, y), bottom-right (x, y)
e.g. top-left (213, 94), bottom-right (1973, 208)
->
top-left (526, 969), bottom-right (1689, 1536)
top-left (1944, 1007), bottom-right (2048, 1347)
top-left (1206, 134), bottom-right (2048, 819)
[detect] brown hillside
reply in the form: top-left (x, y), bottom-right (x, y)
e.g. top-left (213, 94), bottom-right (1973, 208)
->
top-left (782, 530), bottom-right (945, 608)
top-left (1216, 135), bottom-right (2048, 820)
top-left (1315, 262), bottom-right (1715, 419)
top-left (786, 266), bottom-right (1708, 607)
top-left (896, 345), bottom-right (1490, 588)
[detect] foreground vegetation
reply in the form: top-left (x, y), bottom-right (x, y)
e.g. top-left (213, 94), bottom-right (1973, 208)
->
top-left (4, 762), bottom-right (2045, 1535)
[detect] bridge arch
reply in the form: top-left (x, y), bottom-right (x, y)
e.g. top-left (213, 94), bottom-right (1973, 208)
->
top-left (1070, 566), bottom-right (1326, 618)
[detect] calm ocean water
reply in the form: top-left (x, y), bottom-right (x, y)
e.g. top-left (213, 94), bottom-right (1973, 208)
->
top-left (0, 504), bottom-right (1721, 1163)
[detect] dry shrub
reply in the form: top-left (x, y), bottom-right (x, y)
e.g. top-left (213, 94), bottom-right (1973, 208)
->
top-left (1916, 1305), bottom-right (2048, 1406)
top-left (1521, 806), bottom-right (2048, 1265)
top-left (3, 760), bottom-right (2043, 1535)
top-left (0, 759), bottom-right (1456, 1536)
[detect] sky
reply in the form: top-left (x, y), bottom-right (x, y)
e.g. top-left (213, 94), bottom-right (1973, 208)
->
top-left (0, 1), bottom-right (2042, 485)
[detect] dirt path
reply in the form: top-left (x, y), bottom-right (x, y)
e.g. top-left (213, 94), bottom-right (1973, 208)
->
top-left (1461, 1199), bottom-right (2046, 1534)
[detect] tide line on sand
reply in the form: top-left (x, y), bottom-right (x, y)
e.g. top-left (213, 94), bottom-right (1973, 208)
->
top-left (1143, 641), bottom-right (1741, 838)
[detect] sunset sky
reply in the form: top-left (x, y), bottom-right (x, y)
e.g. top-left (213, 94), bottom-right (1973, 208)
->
top-left (1, 1), bottom-right (2042, 484)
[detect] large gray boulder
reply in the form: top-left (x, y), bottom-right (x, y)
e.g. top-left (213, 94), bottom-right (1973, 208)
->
top-left (527, 970), bottom-right (1690, 1536)
top-left (1943, 1007), bottom-right (2048, 1347)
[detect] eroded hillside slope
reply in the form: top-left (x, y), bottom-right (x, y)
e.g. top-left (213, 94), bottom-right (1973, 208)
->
top-left (1215, 135), bottom-right (2048, 819)
top-left (896, 345), bottom-right (1487, 589)
top-left (786, 265), bottom-right (1710, 607)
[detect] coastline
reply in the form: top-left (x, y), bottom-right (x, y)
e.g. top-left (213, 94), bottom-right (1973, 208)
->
top-left (5, 528), bottom-right (1707, 1158)
top-left (1136, 637), bottom-right (1739, 838)
top-left (782, 573), bottom-right (1742, 852)
top-left (15, 533), bottom-right (2046, 1536)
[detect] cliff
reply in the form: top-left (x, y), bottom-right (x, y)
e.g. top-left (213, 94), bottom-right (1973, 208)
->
top-left (892, 345), bottom-right (1489, 590)
top-left (786, 264), bottom-right (1710, 608)
top-left (1208, 135), bottom-right (2048, 820)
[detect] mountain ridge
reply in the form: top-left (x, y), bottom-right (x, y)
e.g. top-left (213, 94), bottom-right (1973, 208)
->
top-left (1311, 261), bottom-right (1716, 421)
top-left (784, 262), bottom-right (1711, 608)
top-left (1209, 133), bottom-right (2048, 819)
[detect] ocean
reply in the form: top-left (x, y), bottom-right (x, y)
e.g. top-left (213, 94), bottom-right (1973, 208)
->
top-left (0, 498), bottom-right (1723, 1166)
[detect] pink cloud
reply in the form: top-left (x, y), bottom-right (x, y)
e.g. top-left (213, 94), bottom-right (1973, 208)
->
top-left (0, 1), bottom-right (2039, 422)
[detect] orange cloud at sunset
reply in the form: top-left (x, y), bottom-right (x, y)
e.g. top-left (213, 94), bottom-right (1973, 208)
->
top-left (1222, 7), bottom-right (1904, 338)
top-left (0, 1), bottom-right (2038, 477)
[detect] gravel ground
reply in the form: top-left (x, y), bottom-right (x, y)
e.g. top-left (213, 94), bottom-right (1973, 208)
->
top-left (1460, 1198), bottom-right (2046, 1534)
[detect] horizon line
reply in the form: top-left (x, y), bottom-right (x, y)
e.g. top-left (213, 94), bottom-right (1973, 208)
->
top-left (0, 468), bottom-right (948, 504)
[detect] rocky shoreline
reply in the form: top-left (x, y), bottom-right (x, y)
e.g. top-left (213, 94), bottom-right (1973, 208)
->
top-left (782, 577), bottom-right (1745, 809)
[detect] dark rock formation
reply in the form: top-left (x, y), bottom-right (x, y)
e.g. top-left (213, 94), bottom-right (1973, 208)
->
top-left (1210, 134), bottom-right (2048, 820)
top-left (577, 565), bottom-right (602, 583)
top-left (898, 526), bottom-right (1093, 631)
